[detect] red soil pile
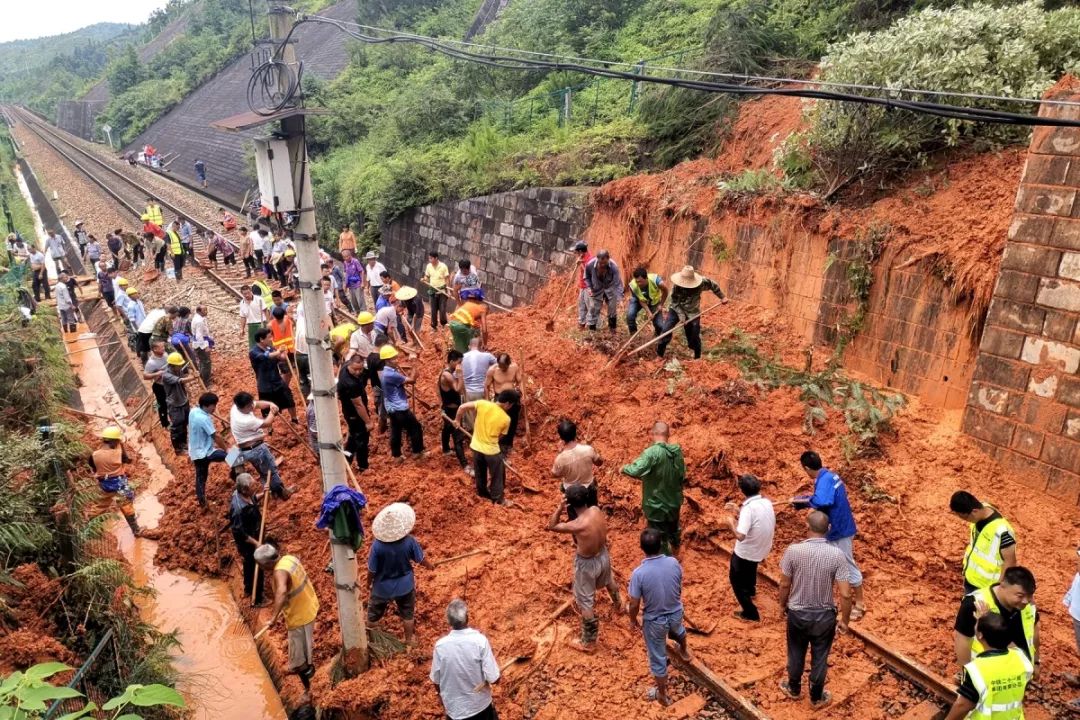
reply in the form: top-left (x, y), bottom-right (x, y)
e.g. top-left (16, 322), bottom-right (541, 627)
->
top-left (590, 98), bottom-right (1025, 326)
top-left (142, 279), bottom-right (1079, 717)
top-left (0, 565), bottom-right (74, 674)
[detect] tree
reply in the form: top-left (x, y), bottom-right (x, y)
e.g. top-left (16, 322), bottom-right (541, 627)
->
top-left (107, 46), bottom-right (144, 95)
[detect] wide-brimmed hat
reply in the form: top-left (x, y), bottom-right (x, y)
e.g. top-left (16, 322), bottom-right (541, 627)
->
top-left (363, 251), bottom-right (378, 260)
top-left (670, 265), bottom-right (704, 289)
top-left (395, 286), bottom-right (417, 301)
top-left (372, 502), bottom-right (415, 543)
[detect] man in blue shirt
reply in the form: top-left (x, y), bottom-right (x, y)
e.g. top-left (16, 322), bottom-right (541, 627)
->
top-left (378, 346), bottom-right (425, 461)
top-left (188, 393), bottom-right (229, 509)
top-left (792, 450), bottom-right (864, 619)
top-left (628, 528), bottom-right (691, 707)
top-left (367, 502), bottom-right (433, 645)
top-left (249, 328), bottom-right (298, 423)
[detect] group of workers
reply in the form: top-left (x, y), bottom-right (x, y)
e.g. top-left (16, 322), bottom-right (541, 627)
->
top-left (65, 203), bottom-right (1065, 720)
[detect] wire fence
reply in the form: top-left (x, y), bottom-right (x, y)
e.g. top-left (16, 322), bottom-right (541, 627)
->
top-left (42, 628), bottom-right (116, 720)
top-left (471, 45), bottom-right (706, 131)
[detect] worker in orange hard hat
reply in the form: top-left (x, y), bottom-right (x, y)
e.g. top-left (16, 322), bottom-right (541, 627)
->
top-left (88, 426), bottom-right (140, 536)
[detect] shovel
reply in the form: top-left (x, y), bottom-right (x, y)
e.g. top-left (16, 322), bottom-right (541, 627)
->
top-left (683, 612), bottom-right (717, 636)
top-left (473, 651), bottom-right (534, 691)
top-left (545, 265), bottom-right (580, 332)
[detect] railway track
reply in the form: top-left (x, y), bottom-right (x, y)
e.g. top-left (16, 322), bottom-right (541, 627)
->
top-left (8, 107), bottom-right (355, 334)
top-left (8, 108), bottom-right (967, 720)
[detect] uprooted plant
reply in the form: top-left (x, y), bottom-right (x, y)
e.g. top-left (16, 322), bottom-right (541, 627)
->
top-left (707, 329), bottom-right (905, 443)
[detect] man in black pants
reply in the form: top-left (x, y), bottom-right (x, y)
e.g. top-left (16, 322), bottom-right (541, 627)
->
top-left (142, 341), bottom-right (171, 428)
top-left (229, 473), bottom-right (267, 606)
top-left (161, 352), bottom-right (197, 454)
top-left (439, 350), bottom-right (470, 474)
top-left (777, 511), bottom-right (852, 709)
top-left (724, 474), bottom-right (776, 622)
top-left (337, 354), bottom-right (372, 473)
top-left (657, 265), bottom-right (728, 359)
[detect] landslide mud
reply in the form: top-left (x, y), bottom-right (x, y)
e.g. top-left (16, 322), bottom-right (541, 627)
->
top-left (67, 329), bottom-right (286, 720)
top-left (145, 280), bottom-right (1080, 718)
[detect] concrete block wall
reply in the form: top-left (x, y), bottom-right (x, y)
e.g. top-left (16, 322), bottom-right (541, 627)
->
top-left (585, 200), bottom-right (978, 409)
top-left (962, 91), bottom-right (1080, 500)
top-left (379, 187), bottom-right (589, 308)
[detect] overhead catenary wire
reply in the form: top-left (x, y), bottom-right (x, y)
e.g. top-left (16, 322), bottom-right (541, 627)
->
top-left (299, 12), bottom-right (1080, 110)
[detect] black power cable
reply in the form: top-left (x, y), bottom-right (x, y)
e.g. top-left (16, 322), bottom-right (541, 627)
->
top-left (290, 14), bottom-right (1080, 129)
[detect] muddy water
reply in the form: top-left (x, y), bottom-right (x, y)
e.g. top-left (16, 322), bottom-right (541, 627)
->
top-left (67, 330), bottom-right (287, 720)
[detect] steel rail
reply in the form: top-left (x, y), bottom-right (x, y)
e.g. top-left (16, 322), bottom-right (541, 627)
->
top-left (704, 536), bottom-right (955, 704)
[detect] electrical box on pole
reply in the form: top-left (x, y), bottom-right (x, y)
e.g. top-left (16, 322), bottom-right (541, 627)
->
top-left (252, 138), bottom-right (297, 212)
top-left (211, 2), bottom-right (369, 677)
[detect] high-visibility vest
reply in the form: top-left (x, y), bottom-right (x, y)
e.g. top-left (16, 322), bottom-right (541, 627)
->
top-left (969, 587), bottom-right (1037, 662)
top-left (167, 229), bottom-right (183, 256)
top-left (963, 647), bottom-right (1032, 720)
top-left (252, 280), bottom-right (273, 300)
top-left (269, 317), bottom-right (295, 353)
top-left (450, 301), bottom-right (484, 327)
top-left (630, 273), bottom-right (664, 306)
top-left (144, 204), bottom-right (164, 227)
top-left (964, 511), bottom-right (1015, 589)
top-left (273, 555), bottom-right (319, 629)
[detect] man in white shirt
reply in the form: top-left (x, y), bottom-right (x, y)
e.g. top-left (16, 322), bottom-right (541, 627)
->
top-left (363, 251), bottom-right (387, 307)
top-left (460, 338), bottom-right (496, 432)
top-left (46, 230), bottom-right (68, 274)
top-left (239, 284), bottom-right (267, 347)
top-left (430, 599), bottom-right (500, 720)
top-left (191, 304), bottom-right (212, 385)
top-left (725, 474), bottom-right (776, 622)
top-left (229, 391), bottom-right (293, 499)
top-left (346, 312), bottom-right (377, 362)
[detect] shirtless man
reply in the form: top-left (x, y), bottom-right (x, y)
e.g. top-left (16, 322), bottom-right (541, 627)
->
top-left (486, 353), bottom-right (522, 455)
top-left (547, 484), bottom-right (622, 652)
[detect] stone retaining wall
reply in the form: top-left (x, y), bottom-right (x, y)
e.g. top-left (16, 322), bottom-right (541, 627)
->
top-left (963, 90), bottom-right (1080, 500)
top-left (379, 187), bottom-right (590, 309)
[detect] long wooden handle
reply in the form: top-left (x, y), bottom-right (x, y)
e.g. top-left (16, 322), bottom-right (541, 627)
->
top-left (624, 301), bottom-right (726, 358)
top-left (548, 268), bottom-right (579, 322)
top-left (250, 487), bottom-right (272, 604)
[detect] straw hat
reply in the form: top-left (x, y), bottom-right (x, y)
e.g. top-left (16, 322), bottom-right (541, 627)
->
top-left (379, 284), bottom-right (394, 296)
top-left (670, 265), bottom-right (704, 289)
top-left (372, 502), bottom-right (415, 543)
top-left (395, 286), bottom-right (417, 301)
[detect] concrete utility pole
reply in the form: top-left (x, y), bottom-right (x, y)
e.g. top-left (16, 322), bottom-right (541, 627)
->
top-left (266, 3), bottom-right (368, 674)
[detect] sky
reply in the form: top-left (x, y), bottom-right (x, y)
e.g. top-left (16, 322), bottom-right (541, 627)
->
top-left (1, 0), bottom-right (168, 43)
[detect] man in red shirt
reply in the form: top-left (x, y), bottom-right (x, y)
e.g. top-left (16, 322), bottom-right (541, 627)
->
top-left (573, 241), bottom-right (593, 330)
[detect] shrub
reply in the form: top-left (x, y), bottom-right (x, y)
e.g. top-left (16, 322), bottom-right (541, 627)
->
top-left (780, 1), bottom-right (1080, 196)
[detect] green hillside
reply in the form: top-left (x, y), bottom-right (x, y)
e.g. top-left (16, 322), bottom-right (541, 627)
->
top-left (306, 0), bottom-right (1080, 247)
top-left (0, 23), bottom-right (138, 115)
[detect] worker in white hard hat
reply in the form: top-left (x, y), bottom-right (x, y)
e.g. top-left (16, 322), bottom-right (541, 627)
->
top-left (88, 426), bottom-right (140, 536)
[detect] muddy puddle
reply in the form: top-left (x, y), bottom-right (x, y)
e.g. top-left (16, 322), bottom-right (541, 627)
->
top-left (67, 330), bottom-right (287, 720)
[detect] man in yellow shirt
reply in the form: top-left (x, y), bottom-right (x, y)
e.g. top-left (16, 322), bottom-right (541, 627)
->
top-left (424, 250), bottom-right (451, 330)
top-left (255, 544), bottom-right (319, 690)
top-left (456, 390), bottom-right (518, 507)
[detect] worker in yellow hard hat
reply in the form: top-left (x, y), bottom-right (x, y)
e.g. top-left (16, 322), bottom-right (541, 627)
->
top-left (378, 344), bottom-right (426, 462)
top-left (163, 351), bottom-right (198, 454)
top-left (89, 426), bottom-right (140, 535)
top-left (329, 322), bottom-right (357, 365)
top-left (346, 311), bottom-right (376, 363)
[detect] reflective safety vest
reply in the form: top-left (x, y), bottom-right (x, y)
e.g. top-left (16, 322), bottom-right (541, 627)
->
top-left (252, 280), bottom-right (273, 301)
top-left (450, 301), bottom-right (485, 327)
top-left (274, 555), bottom-right (319, 629)
top-left (630, 273), bottom-right (664, 306)
top-left (167, 229), bottom-right (183, 256)
top-left (963, 647), bottom-right (1032, 720)
top-left (269, 317), bottom-right (295, 353)
top-left (143, 204), bottom-right (164, 227)
top-left (969, 587), bottom-right (1037, 662)
top-left (964, 511), bottom-right (1015, 590)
